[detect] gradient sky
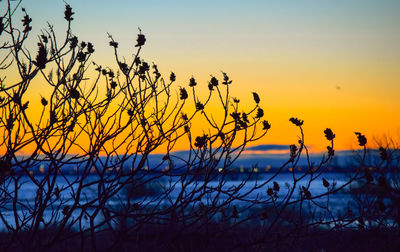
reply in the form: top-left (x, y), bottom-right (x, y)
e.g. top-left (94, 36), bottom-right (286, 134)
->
top-left (7, 0), bottom-right (400, 151)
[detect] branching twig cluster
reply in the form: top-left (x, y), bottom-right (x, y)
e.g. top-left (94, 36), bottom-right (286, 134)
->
top-left (1, 1), bottom-right (396, 251)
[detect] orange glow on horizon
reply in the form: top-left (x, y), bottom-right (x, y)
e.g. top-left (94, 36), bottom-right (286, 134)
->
top-left (2, 66), bottom-right (400, 156)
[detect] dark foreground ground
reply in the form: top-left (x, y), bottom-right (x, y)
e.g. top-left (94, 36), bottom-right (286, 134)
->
top-left (1, 225), bottom-right (399, 252)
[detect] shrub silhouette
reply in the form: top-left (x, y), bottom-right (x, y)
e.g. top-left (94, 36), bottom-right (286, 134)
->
top-left (349, 137), bottom-right (400, 230)
top-left (0, 1), bottom-right (397, 251)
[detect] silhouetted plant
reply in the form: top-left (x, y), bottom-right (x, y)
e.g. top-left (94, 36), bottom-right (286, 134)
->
top-left (0, 1), bottom-right (393, 251)
top-left (349, 136), bottom-right (400, 230)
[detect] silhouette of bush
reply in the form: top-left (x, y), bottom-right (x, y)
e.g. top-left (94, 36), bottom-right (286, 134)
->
top-left (0, 1), bottom-right (396, 251)
top-left (348, 137), bottom-right (400, 229)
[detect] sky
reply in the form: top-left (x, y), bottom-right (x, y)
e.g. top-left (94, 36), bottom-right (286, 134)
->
top-left (3, 0), bottom-right (400, 152)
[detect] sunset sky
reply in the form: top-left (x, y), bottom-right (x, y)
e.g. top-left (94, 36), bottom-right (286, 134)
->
top-left (7, 0), bottom-right (400, 152)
